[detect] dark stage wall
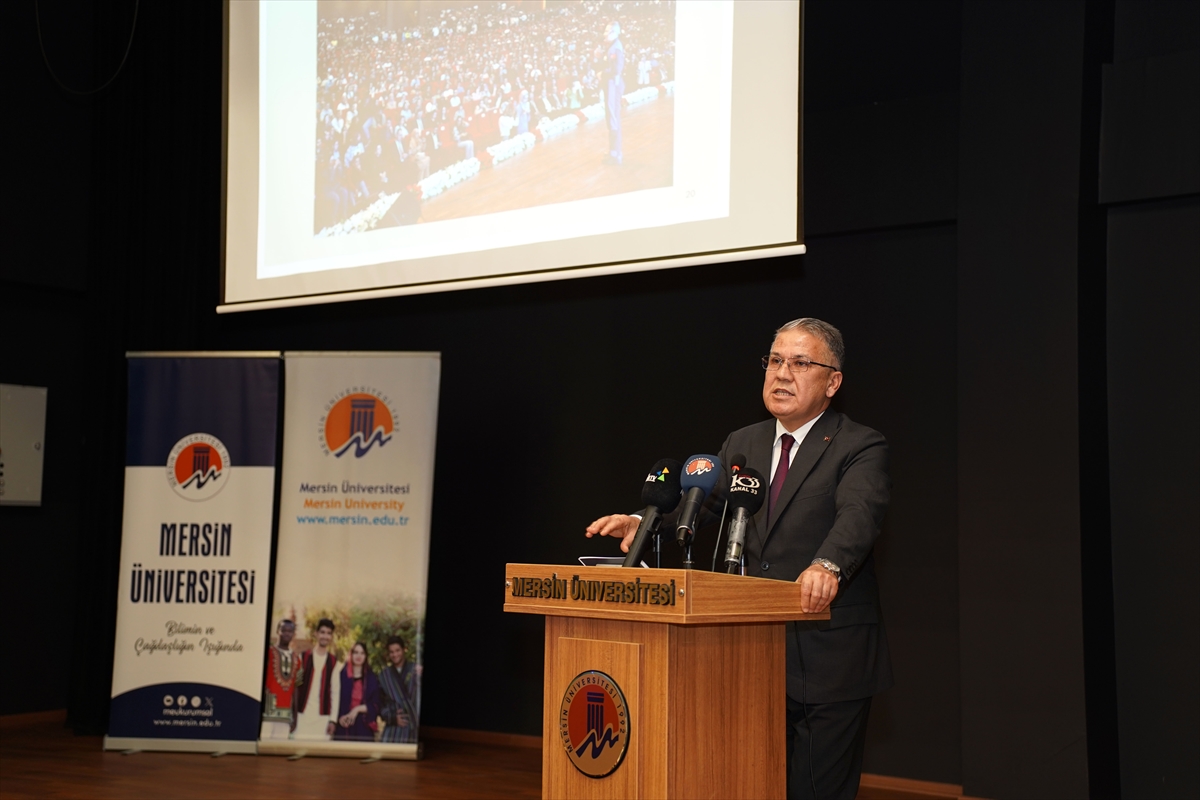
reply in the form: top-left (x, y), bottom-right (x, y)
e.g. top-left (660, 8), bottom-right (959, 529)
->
top-left (4, 1), bottom-right (1197, 798)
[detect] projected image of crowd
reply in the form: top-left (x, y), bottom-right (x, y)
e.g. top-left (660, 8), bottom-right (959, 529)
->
top-left (314, 0), bottom-right (676, 237)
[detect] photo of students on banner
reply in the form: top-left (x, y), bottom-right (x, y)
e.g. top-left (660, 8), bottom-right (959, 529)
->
top-left (261, 605), bottom-right (422, 743)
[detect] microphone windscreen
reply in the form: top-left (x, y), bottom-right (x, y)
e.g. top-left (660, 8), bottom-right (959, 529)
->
top-left (641, 459), bottom-right (684, 512)
top-left (729, 453), bottom-right (747, 472)
top-left (680, 454), bottom-right (723, 497)
top-left (727, 466), bottom-right (766, 513)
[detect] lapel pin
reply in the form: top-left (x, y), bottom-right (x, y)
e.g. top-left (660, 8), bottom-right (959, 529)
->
top-left (823, 436), bottom-right (831, 442)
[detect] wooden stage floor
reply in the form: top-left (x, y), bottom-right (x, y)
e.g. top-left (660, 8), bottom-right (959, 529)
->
top-left (0, 717), bottom-right (540, 800)
top-left (420, 97), bottom-right (674, 223)
top-left (0, 714), bottom-right (965, 799)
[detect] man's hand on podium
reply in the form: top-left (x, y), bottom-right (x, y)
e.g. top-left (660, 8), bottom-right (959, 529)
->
top-left (585, 514), bottom-right (640, 552)
top-left (797, 564), bottom-right (839, 613)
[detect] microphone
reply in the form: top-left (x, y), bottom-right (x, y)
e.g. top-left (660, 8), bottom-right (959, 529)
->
top-left (621, 459), bottom-right (683, 568)
top-left (724, 466), bottom-right (766, 573)
top-left (711, 454), bottom-right (747, 571)
top-left (675, 454), bottom-right (723, 546)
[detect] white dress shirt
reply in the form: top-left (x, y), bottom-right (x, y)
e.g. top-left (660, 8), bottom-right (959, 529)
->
top-left (769, 411), bottom-right (825, 483)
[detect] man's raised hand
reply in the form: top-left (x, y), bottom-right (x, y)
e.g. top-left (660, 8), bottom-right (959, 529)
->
top-left (585, 514), bottom-right (640, 553)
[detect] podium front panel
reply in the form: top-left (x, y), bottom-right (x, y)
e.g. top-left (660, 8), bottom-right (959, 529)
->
top-left (541, 616), bottom-right (785, 799)
top-left (545, 633), bottom-right (642, 798)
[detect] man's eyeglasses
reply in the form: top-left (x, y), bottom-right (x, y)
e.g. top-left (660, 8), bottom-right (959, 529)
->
top-left (761, 355), bottom-right (840, 373)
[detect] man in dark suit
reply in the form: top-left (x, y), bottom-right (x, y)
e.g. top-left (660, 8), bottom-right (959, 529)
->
top-left (597, 20), bottom-right (625, 165)
top-left (587, 317), bottom-right (891, 800)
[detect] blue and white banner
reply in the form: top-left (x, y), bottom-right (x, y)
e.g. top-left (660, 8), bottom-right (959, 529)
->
top-left (259, 352), bottom-right (439, 760)
top-left (105, 354), bottom-right (280, 753)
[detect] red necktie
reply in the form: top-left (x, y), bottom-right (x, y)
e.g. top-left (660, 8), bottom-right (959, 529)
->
top-left (769, 434), bottom-right (795, 517)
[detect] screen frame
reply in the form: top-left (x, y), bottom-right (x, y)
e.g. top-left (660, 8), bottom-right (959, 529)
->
top-left (218, 0), bottom-right (804, 314)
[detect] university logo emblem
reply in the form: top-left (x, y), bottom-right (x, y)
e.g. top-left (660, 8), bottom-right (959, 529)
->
top-left (559, 670), bottom-right (630, 779)
top-left (166, 433), bottom-right (230, 501)
top-left (685, 457), bottom-right (714, 476)
top-left (319, 389), bottom-right (398, 458)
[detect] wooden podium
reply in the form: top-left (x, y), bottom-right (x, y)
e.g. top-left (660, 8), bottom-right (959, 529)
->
top-left (504, 564), bottom-right (829, 799)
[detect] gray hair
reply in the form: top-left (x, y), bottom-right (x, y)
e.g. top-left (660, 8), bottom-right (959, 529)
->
top-left (774, 318), bottom-right (845, 371)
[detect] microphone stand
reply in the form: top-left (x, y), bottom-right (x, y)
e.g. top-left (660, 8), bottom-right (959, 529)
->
top-left (710, 498), bottom-right (731, 572)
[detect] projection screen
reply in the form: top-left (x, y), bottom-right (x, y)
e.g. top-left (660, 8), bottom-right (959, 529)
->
top-left (220, 0), bottom-right (802, 312)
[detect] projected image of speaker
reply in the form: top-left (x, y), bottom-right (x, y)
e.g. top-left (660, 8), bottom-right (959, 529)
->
top-left (312, 1), bottom-right (677, 237)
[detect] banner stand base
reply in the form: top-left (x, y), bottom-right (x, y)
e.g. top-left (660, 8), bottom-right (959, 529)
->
top-left (258, 740), bottom-right (422, 761)
top-left (103, 736), bottom-right (257, 755)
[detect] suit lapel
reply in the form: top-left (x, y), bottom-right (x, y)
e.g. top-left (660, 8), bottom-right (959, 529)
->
top-left (746, 421), bottom-right (775, 554)
top-left (764, 411), bottom-right (842, 547)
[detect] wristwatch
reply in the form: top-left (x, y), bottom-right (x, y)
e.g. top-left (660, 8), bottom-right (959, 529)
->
top-left (811, 558), bottom-right (842, 581)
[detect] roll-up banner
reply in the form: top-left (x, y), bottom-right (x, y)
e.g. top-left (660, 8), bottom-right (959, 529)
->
top-left (259, 352), bottom-right (440, 760)
top-left (105, 353), bottom-right (281, 754)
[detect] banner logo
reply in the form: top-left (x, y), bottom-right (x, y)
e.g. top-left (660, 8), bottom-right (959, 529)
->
top-left (166, 433), bottom-right (231, 501)
top-left (685, 457), bottom-right (714, 476)
top-left (320, 389), bottom-right (399, 458)
top-left (559, 670), bottom-right (630, 779)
